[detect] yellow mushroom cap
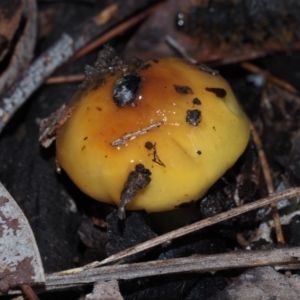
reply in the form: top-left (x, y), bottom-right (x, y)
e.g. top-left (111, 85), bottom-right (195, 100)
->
top-left (55, 57), bottom-right (250, 213)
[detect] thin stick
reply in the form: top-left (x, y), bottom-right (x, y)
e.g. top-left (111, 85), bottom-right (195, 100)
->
top-left (241, 62), bottom-right (299, 95)
top-left (9, 247), bottom-right (300, 295)
top-left (250, 121), bottom-right (285, 243)
top-left (72, 3), bottom-right (163, 62)
top-left (165, 35), bottom-right (197, 64)
top-left (110, 122), bottom-right (163, 146)
top-left (45, 74), bottom-right (85, 84)
top-left (44, 247), bottom-right (300, 291)
top-left (76, 187), bottom-right (300, 268)
top-left (0, 33), bottom-right (74, 131)
top-left (20, 285), bottom-right (40, 300)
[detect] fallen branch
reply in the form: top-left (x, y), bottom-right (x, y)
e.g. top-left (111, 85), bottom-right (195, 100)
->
top-left (45, 247), bottom-right (300, 291)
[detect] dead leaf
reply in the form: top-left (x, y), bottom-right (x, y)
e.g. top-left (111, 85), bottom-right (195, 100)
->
top-left (124, 0), bottom-right (300, 64)
top-left (213, 266), bottom-right (300, 300)
top-left (85, 280), bottom-right (123, 300)
top-left (0, 182), bottom-right (45, 294)
top-left (0, 0), bottom-right (24, 61)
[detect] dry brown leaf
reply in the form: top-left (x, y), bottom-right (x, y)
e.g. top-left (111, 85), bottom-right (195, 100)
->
top-left (0, 0), bottom-right (24, 61)
top-left (0, 0), bottom-right (37, 94)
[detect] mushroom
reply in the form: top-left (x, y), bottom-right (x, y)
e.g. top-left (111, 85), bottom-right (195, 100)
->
top-left (40, 48), bottom-right (250, 213)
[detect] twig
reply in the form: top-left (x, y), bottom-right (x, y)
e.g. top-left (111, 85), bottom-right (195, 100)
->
top-left (0, 0), bottom-right (156, 133)
top-left (72, 3), bottom-right (163, 63)
top-left (165, 35), bottom-right (197, 63)
top-left (250, 122), bottom-right (285, 243)
top-left (0, 33), bottom-right (74, 132)
top-left (165, 35), bottom-right (219, 76)
top-left (241, 62), bottom-right (299, 95)
top-left (45, 74), bottom-right (85, 84)
top-left (42, 247), bottom-right (300, 291)
top-left (110, 122), bottom-right (163, 146)
top-left (74, 187), bottom-right (300, 268)
top-left (9, 247), bottom-right (300, 295)
top-left (20, 285), bottom-right (40, 300)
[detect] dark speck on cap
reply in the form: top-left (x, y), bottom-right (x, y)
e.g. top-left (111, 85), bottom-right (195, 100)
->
top-left (145, 141), bottom-right (154, 150)
top-left (174, 85), bottom-right (193, 95)
top-left (193, 98), bottom-right (201, 105)
top-left (205, 87), bottom-right (227, 98)
top-left (186, 109), bottom-right (201, 126)
top-left (113, 71), bottom-right (142, 106)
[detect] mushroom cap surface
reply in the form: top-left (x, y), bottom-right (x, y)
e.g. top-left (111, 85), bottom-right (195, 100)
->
top-left (56, 58), bottom-right (250, 212)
